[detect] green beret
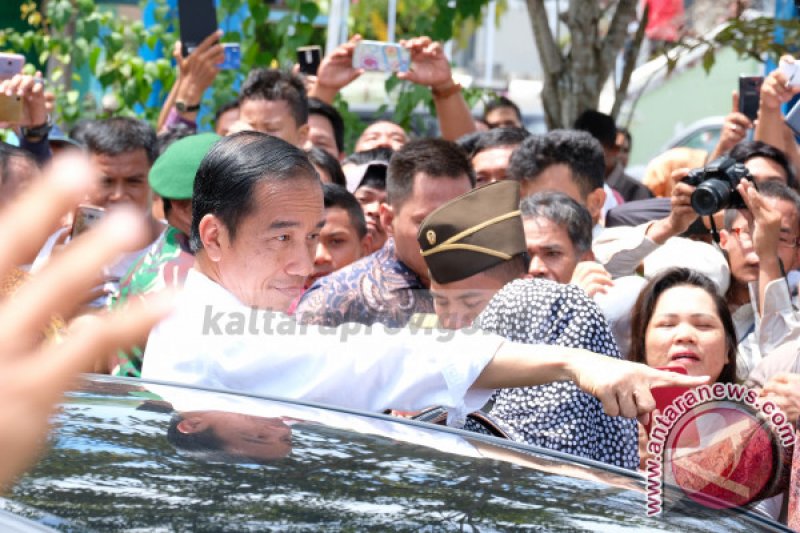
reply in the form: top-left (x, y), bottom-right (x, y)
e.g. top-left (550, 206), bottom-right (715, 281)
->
top-left (148, 133), bottom-right (220, 200)
top-left (418, 181), bottom-right (526, 284)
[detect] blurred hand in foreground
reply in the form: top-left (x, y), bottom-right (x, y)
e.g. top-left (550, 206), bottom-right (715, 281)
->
top-left (0, 153), bottom-right (172, 491)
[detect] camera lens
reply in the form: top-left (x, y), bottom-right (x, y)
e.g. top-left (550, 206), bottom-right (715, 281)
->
top-left (691, 179), bottom-right (732, 215)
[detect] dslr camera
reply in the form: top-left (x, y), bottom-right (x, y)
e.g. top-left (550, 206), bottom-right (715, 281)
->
top-left (681, 156), bottom-right (753, 215)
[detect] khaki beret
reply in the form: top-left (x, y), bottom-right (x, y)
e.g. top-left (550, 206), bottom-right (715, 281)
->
top-left (418, 181), bottom-right (526, 284)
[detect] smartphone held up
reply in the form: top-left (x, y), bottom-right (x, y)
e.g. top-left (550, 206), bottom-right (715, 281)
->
top-left (352, 41), bottom-right (410, 73)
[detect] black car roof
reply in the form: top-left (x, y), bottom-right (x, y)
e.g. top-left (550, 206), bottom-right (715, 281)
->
top-left (2, 375), bottom-right (790, 532)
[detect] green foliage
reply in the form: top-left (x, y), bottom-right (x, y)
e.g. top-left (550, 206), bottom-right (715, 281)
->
top-left (0, 0), bottom-right (325, 129)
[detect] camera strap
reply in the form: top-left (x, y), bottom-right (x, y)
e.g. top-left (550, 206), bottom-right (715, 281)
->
top-left (708, 215), bottom-right (721, 244)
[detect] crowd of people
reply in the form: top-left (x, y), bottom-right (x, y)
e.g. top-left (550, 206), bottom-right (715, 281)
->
top-left (0, 32), bottom-right (798, 527)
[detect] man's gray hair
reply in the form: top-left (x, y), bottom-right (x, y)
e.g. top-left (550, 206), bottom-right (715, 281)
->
top-left (520, 191), bottom-right (593, 255)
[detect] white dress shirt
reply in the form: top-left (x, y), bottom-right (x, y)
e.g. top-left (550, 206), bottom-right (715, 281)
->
top-left (143, 269), bottom-right (502, 425)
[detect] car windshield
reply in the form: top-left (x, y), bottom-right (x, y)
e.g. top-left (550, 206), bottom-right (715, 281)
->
top-left (2, 376), bottom-right (788, 531)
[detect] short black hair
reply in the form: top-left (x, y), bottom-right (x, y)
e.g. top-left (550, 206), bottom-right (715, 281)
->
top-left (306, 146), bottom-right (346, 187)
top-left (240, 69), bottom-right (308, 126)
top-left (729, 140), bottom-right (796, 189)
top-left (191, 131), bottom-right (319, 251)
top-left (508, 130), bottom-right (605, 197)
top-left (343, 147), bottom-right (394, 166)
top-left (455, 131), bottom-right (483, 155)
top-left (323, 183), bottom-right (367, 239)
top-left (469, 127), bottom-right (531, 158)
top-left (483, 96), bottom-right (522, 123)
top-left (82, 117), bottom-right (158, 164)
top-left (573, 109), bottom-right (617, 148)
top-left (214, 99), bottom-right (239, 123)
top-left (387, 139), bottom-right (475, 209)
top-left (520, 191), bottom-right (593, 255)
top-left (308, 97), bottom-right (345, 154)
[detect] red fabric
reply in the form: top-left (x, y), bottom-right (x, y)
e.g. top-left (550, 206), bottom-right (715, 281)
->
top-left (642, 0), bottom-right (684, 42)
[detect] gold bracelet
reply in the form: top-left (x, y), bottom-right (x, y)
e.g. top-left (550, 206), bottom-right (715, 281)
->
top-left (431, 81), bottom-right (462, 99)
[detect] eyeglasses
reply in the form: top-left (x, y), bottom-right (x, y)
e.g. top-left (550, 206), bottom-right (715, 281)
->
top-left (730, 227), bottom-right (800, 248)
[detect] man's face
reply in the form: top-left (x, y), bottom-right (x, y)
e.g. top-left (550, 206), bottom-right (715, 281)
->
top-left (382, 173), bottom-right (473, 284)
top-left (215, 106), bottom-right (240, 137)
top-left (309, 206), bottom-right (369, 286)
top-left (88, 149), bottom-right (152, 213)
top-left (745, 156), bottom-right (788, 185)
top-left (354, 185), bottom-right (388, 252)
top-left (519, 163), bottom-right (604, 225)
top-left (178, 411), bottom-right (292, 461)
top-left (305, 113), bottom-right (340, 160)
top-left (485, 107), bottom-right (522, 129)
top-left (473, 145), bottom-right (515, 187)
top-left (206, 178), bottom-right (324, 312)
top-left (520, 164), bottom-right (583, 202)
top-left (616, 132), bottom-right (630, 169)
top-left (431, 271), bottom-right (509, 329)
top-left (238, 98), bottom-right (308, 147)
top-left (721, 198), bottom-right (800, 284)
top-left (523, 216), bottom-right (585, 283)
top-left (355, 121), bottom-right (407, 152)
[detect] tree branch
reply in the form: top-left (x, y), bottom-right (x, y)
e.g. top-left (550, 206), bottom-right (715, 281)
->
top-left (611, 3), bottom-right (649, 119)
top-left (599, 0), bottom-right (637, 82)
top-left (525, 0), bottom-right (562, 76)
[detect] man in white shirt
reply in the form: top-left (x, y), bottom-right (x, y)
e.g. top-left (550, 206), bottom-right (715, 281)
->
top-left (142, 131), bottom-right (707, 424)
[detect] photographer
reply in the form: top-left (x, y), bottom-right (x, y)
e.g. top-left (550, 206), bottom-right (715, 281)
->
top-left (596, 162), bottom-right (800, 380)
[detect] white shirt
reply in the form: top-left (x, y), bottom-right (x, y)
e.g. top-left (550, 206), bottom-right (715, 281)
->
top-left (143, 269), bottom-right (501, 425)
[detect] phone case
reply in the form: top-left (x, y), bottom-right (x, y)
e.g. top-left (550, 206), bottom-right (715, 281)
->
top-left (0, 94), bottom-right (23, 123)
top-left (352, 41), bottom-right (410, 73)
top-left (738, 76), bottom-right (763, 122)
top-left (178, 0), bottom-right (218, 56)
top-left (786, 98), bottom-right (800, 137)
top-left (297, 46), bottom-right (322, 75)
top-left (219, 43), bottom-right (241, 70)
top-left (0, 53), bottom-right (24, 81)
top-left (71, 205), bottom-right (106, 238)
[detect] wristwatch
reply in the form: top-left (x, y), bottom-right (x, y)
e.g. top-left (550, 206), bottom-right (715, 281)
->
top-left (20, 115), bottom-right (53, 140)
top-left (175, 100), bottom-right (201, 113)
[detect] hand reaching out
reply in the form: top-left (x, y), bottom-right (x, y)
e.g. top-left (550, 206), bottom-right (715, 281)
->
top-left (0, 153), bottom-right (172, 490)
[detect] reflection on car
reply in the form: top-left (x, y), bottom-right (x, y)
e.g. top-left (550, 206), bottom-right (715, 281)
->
top-left (1, 376), bottom-right (791, 531)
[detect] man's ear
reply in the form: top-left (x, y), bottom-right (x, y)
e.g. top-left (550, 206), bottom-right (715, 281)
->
top-left (177, 415), bottom-right (209, 435)
top-left (586, 187), bottom-right (606, 225)
top-left (199, 214), bottom-right (226, 261)
top-left (296, 123), bottom-right (310, 147)
top-left (380, 203), bottom-right (395, 238)
top-left (718, 229), bottom-right (730, 250)
top-left (580, 249), bottom-right (595, 262)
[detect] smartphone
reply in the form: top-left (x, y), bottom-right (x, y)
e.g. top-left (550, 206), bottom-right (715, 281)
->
top-left (738, 75), bottom-right (763, 122)
top-left (0, 53), bottom-right (24, 81)
top-left (786, 98), bottom-right (800, 137)
top-left (177, 0), bottom-right (218, 57)
top-left (219, 43), bottom-right (241, 70)
top-left (71, 205), bottom-right (106, 239)
top-left (644, 366), bottom-right (690, 435)
top-left (352, 40), bottom-right (410, 73)
top-left (297, 45), bottom-right (322, 76)
top-left (0, 93), bottom-right (23, 123)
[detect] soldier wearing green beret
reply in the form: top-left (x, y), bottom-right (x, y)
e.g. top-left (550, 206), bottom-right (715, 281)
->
top-left (110, 133), bottom-right (220, 377)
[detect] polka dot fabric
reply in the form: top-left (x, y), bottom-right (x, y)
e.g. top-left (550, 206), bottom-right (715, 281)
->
top-left (476, 278), bottom-right (639, 470)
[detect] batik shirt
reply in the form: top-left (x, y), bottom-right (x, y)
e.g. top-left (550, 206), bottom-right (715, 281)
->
top-left (476, 278), bottom-right (639, 470)
top-left (295, 239), bottom-right (433, 328)
top-left (110, 225), bottom-right (194, 377)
